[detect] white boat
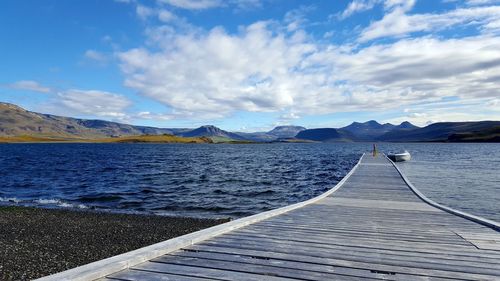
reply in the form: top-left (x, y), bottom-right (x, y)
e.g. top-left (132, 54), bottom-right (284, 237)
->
top-left (388, 150), bottom-right (411, 162)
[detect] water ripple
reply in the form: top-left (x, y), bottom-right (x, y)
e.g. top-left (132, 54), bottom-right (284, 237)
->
top-left (0, 143), bottom-right (363, 218)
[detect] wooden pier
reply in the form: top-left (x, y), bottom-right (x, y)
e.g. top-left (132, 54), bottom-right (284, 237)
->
top-left (38, 154), bottom-right (500, 281)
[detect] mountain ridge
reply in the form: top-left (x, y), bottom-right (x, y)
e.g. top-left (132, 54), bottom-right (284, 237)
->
top-left (1, 102), bottom-right (499, 142)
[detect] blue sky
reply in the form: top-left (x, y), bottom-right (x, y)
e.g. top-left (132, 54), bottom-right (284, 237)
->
top-left (1, 0), bottom-right (499, 131)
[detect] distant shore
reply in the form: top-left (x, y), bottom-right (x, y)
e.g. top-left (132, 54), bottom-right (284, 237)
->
top-left (0, 134), bottom-right (213, 144)
top-left (0, 206), bottom-right (229, 280)
top-left (0, 135), bottom-right (262, 144)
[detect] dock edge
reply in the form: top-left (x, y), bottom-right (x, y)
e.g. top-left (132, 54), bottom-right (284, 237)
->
top-left (386, 154), bottom-right (500, 232)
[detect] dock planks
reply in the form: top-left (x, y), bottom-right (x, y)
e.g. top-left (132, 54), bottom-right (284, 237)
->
top-left (38, 154), bottom-right (500, 281)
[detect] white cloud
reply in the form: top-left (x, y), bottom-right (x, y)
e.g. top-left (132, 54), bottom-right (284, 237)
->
top-left (136, 4), bottom-right (155, 20)
top-left (157, 0), bottom-right (262, 11)
top-left (335, 35), bottom-right (500, 102)
top-left (8, 80), bottom-right (52, 93)
top-left (360, 5), bottom-right (500, 42)
top-left (467, 0), bottom-right (500, 5)
top-left (134, 4), bottom-right (180, 24)
top-left (284, 6), bottom-right (315, 32)
top-left (158, 9), bottom-right (177, 22)
top-left (339, 0), bottom-right (381, 19)
top-left (84, 50), bottom-right (107, 63)
top-left (383, 0), bottom-right (415, 10)
top-left (118, 22), bottom-right (326, 118)
top-left (117, 12), bottom-right (500, 120)
top-left (338, 0), bottom-right (414, 20)
top-left (135, 111), bottom-right (173, 120)
top-left (233, 0), bottom-right (262, 10)
top-left (385, 99), bottom-right (500, 126)
top-left (114, 2), bottom-right (500, 124)
top-left (158, 0), bottom-right (223, 10)
top-left (56, 90), bottom-right (131, 119)
top-left (280, 112), bottom-right (300, 120)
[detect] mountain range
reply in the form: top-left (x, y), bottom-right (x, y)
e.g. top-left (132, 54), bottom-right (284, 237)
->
top-left (1, 102), bottom-right (499, 142)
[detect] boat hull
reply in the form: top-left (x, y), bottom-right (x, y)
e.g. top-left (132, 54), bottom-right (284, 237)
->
top-left (388, 153), bottom-right (411, 162)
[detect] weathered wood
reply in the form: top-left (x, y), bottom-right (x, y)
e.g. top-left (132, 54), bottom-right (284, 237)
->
top-left (152, 254), bottom-right (382, 281)
top-left (37, 153), bottom-right (500, 281)
top-left (128, 262), bottom-right (300, 281)
top-left (102, 270), bottom-right (219, 281)
top-left (195, 237), bottom-right (500, 276)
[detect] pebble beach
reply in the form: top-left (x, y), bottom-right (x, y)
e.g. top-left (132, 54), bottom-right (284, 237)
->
top-left (0, 206), bottom-right (228, 280)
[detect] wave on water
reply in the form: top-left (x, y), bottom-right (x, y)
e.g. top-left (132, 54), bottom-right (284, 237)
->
top-left (0, 143), bottom-right (363, 218)
top-left (0, 197), bottom-right (21, 203)
top-left (0, 197), bottom-right (88, 209)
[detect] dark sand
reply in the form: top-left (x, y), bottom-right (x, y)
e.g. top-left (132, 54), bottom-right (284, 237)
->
top-left (0, 206), bottom-right (229, 281)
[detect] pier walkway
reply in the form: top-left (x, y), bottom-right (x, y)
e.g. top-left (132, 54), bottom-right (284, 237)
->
top-left (39, 154), bottom-right (500, 281)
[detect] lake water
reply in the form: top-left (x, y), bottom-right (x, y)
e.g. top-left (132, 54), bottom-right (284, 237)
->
top-left (385, 143), bottom-right (500, 222)
top-left (0, 143), bottom-right (498, 221)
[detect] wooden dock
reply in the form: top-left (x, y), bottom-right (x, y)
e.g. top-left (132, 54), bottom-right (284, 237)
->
top-left (38, 154), bottom-right (500, 281)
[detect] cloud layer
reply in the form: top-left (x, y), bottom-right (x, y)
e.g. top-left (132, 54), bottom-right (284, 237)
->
top-left (8, 80), bottom-right (52, 93)
top-left (116, 0), bottom-right (500, 124)
top-left (10, 0), bottom-right (499, 127)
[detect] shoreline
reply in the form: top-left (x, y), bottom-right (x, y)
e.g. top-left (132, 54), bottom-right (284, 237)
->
top-left (0, 206), bottom-right (229, 281)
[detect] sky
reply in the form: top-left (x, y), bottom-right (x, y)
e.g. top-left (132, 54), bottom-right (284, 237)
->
top-left (1, 0), bottom-right (499, 131)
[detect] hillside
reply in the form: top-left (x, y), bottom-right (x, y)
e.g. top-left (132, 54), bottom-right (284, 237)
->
top-left (0, 134), bottom-right (213, 143)
top-left (379, 121), bottom-right (500, 142)
top-left (234, 126), bottom-right (306, 142)
top-left (340, 120), bottom-right (418, 141)
top-left (267, 126), bottom-right (306, 138)
top-left (2, 102), bottom-right (499, 143)
top-left (0, 102), bottom-right (174, 138)
top-left (446, 126), bottom-right (500, 142)
top-left (295, 128), bottom-right (355, 142)
top-left (180, 125), bottom-right (245, 140)
top-left (341, 120), bottom-right (394, 139)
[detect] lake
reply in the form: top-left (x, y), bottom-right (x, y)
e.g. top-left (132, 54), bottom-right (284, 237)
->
top-left (0, 143), bottom-right (498, 222)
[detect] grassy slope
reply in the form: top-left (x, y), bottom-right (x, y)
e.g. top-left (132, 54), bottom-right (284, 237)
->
top-left (0, 134), bottom-right (213, 144)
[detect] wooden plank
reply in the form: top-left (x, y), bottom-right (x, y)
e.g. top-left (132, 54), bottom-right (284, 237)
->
top-left (167, 249), bottom-right (473, 281)
top-left (183, 244), bottom-right (499, 280)
top-left (224, 229), bottom-right (500, 259)
top-left (238, 224), bottom-right (473, 245)
top-left (456, 232), bottom-right (500, 250)
top-left (198, 238), bottom-right (500, 276)
top-left (254, 221), bottom-right (463, 238)
top-left (132, 261), bottom-right (306, 281)
top-left (315, 197), bottom-right (441, 212)
top-left (191, 237), bottom-right (500, 266)
top-left (105, 269), bottom-right (219, 280)
top-left (223, 231), bottom-right (482, 253)
top-left (154, 253), bottom-right (383, 281)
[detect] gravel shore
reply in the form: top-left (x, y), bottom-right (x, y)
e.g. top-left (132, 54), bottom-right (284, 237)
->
top-left (0, 206), bottom-right (229, 281)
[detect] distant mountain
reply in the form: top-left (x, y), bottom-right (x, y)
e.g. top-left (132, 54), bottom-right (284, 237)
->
top-left (447, 126), bottom-right (500, 142)
top-left (341, 120), bottom-right (396, 141)
top-left (295, 128), bottom-right (355, 142)
top-left (376, 121), bottom-right (420, 141)
top-left (180, 125), bottom-right (245, 140)
top-left (234, 132), bottom-right (276, 142)
top-left (379, 121), bottom-right (500, 142)
top-left (267, 126), bottom-right (306, 138)
top-left (234, 125), bottom-right (307, 142)
top-left (2, 102), bottom-right (498, 143)
top-left (396, 121), bottom-right (419, 130)
top-left (0, 102), bottom-right (174, 138)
